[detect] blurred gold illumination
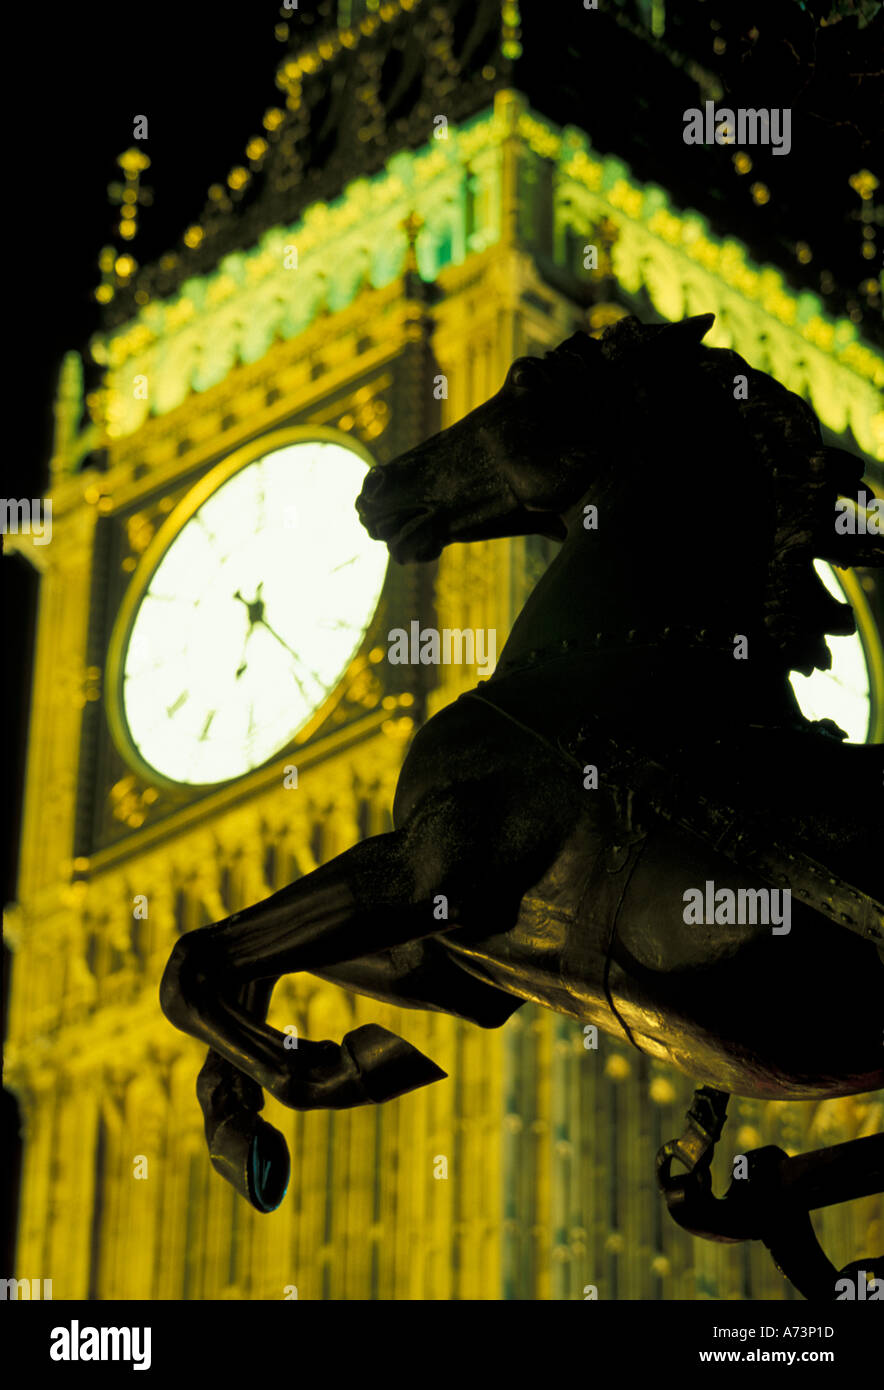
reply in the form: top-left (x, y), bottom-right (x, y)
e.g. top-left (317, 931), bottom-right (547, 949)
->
top-left (849, 169), bottom-right (878, 200)
top-left (605, 1054), bottom-right (631, 1081)
top-left (649, 1077), bottom-right (677, 1104)
top-left (117, 148), bottom-right (150, 178)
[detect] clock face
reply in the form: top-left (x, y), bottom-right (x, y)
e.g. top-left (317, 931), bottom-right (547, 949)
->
top-left (114, 436), bottom-right (388, 786)
top-left (788, 560), bottom-right (874, 744)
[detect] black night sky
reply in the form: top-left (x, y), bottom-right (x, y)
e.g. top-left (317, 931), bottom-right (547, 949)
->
top-left (3, 0), bottom-right (288, 1275)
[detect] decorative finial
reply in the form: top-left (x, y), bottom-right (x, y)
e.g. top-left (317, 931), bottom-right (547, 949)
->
top-left (401, 210), bottom-right (424, 275)
top-left (109, 148), bottom-right (152, 242)
top-left (97, 149), bottom-right (153, 305)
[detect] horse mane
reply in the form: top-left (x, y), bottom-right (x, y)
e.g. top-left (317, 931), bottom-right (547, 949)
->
top-left (543, 315), bottom-right (877, 678)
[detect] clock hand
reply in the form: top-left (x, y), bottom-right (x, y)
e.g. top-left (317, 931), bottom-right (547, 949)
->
top-left (233, 584), bottom-right (265, 627)
top-left (235, 629), bottom-right (251, 679)
top-left (232, 583), bottom-right (266, 679)
top-left (255, 617), bottom-right (328, 706)
top-left (256, 616), bottom-right (299, 664)
top-left (236, 587), bottom-right (331, 702)
top-left (259, 616), bottom-right (333, 692)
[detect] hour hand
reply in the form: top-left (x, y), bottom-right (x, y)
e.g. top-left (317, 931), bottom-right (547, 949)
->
top-left (233, 583), bottom-right (265, 678)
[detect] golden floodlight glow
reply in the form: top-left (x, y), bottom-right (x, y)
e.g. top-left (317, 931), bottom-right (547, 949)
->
top-left (116, 437), bottom-right (388, 785)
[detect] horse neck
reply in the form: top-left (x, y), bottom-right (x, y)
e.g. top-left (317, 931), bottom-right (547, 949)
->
top-left (518, 470), bottom-right (758, 642)
top-left (496, 450), bottom-right (798, 722)
top-left (494, 496), bottom-right (800, 738)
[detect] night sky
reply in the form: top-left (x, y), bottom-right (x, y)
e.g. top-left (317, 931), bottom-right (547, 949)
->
top-left (2, 1), bottom-right (291, 1270)
top-left (5, 2), bottom-right (293, 871)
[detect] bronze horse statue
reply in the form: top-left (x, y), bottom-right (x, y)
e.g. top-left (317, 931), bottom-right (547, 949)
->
top-left (160, 314), bottom-right (884, 1297)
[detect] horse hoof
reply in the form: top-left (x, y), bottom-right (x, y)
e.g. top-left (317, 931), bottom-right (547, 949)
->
top-left (207, 1110), bottom-right (290, 1213)
top-left (342, 1023), bottom-right (447, 1103)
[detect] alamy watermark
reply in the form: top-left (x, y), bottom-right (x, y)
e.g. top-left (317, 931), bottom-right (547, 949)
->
top-left (835, 492), bottom-right (882, 534)
top-left (1, 1276), bottom-right (52, 1299)
top-left (683, 881), bottom-right (791, 934)
top-left (834, 1272), bottom-right (883, 1300)
top-left (683, 103), bottom-right (791, 157)
top-left (50, 1321), bottom-right (151, 1371)
top-left (1, 498), bottom-right (53, 545)
top-left (387, 622), bottom-right (496, 677)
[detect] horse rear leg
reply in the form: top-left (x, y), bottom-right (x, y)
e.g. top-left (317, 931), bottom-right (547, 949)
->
top-left (162, 753), bottom-right (569, 1107)
top-left (160, 826), bottom-right (451, 1113)
top-left (164, 824), bottom-right (452, 1210)
top-left (193, 982), bottom-right (292, 1211)
top-left (193, 936), bottom-right (523, 1210)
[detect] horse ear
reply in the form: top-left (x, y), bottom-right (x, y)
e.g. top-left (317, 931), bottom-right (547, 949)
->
top-left (545, 331), bottom-right (602, 364)
top-left (660, 313), bottom-right (715, 344)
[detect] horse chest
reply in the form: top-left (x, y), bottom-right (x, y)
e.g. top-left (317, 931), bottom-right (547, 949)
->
top-left (439, 816), bottom-right (623, 1024)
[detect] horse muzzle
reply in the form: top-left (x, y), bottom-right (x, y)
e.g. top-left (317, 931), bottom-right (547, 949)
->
top-left (356, 495), bottom-right (443, 562)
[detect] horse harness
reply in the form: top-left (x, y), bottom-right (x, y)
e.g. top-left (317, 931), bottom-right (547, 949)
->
top-left (462, 686), bottom-right (651, 1051)
top-left (461, 683), bottom-right (884, 1299)
top-left (462, 681), bottom-right (884, 959)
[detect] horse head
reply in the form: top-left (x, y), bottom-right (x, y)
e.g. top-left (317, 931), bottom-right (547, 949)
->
top-left (357, 313), bottom-right (874, 680)
top-left (355, 314), bottom-right (715, 563)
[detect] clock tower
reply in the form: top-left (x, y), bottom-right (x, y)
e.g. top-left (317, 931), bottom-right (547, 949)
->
top-left (6, 0), bottom-right (882, 1301)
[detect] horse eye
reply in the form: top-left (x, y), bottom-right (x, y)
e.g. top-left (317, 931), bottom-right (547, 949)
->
top-left (509, 360), bottom-right (540, 389)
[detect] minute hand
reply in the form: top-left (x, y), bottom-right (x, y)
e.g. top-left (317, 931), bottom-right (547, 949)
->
top-left (256, 617), bottom-right (322, 706)
top-left (257, 616), bottom-right (300, 664)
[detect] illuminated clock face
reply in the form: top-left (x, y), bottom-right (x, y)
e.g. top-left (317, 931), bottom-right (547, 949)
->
top-left (117, 438), bottom-right (388, 785)
top-left (788, 560), bottom-right (873, 744)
